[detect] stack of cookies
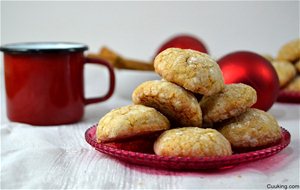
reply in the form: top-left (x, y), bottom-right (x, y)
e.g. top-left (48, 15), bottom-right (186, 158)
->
top-left (96, 48), bottom-right (282, 158)
top-left (265, 39), bottom-right (300, 92)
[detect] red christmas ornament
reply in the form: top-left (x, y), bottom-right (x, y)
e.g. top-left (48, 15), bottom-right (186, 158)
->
top-left (218, 51), bottom-right (280, 111)
top-left (155, 34), bottom-right (209, 56)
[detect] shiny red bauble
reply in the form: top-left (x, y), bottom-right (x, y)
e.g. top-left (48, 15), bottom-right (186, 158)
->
top-left (155, 34), bottom-right (209, 56)
top-left (218, 51), bottom-right (280, 111)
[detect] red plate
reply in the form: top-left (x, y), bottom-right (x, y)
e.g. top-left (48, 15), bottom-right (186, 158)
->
top-left (277, 90), bottom-right (300, 103)
top-left (85, 125), bottom-right (291, 170)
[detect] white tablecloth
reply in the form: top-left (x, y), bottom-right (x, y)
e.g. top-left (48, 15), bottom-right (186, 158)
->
top-left (1, 92), bottom-right (300, 189)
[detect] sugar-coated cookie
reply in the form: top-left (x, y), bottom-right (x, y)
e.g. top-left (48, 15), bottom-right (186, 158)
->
top-left (277, 39), bottom-right (300, 62)
top-left (132, 80), bottom-right (202, 127)
top-left (218, 108), bottom-right (282, 148)
top-left (284, 76), bottom-right (300, 92)
top-left (96, 105), bottom-right (170, 142)
top-left (154, 48), bottom-right (224, 96)
top-left (271, 60), bottom-right (297, 87)
top-left (295, 60), bottom-right (300, 73)
top-left (154, 127), bottom-right (232, 157)
top-left (200, 83), bottom-right (257, 124)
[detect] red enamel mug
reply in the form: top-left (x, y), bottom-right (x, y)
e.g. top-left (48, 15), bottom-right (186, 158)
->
top-left (0, 42), bottom-right (115, 125)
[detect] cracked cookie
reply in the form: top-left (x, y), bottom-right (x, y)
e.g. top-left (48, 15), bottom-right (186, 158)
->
top-left (277, 39), bottom-right (300, 62)
top-left (218, 108), bottom-right (282, 148)
top-left (132, 80), bottom-right (202, 127)
top-left (295, 60), bottom-right (300, 73)
top-left (96, 105), bottom-right (170, 142)
top-left (200, 83), bottom-right (257, 124)
top-left (154, 127), bottom-right (232, 157)
top-left (271, 60), bottom-right (297, 87)
top-left (154, 48), bottom-right (224, 96)
top-left (284, 76), bottom-right (300, 92)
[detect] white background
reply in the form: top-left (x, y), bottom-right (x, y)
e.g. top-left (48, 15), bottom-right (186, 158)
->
top-left (1, 1), bottom-right (299, 59)
top-left (1, 1), bottom-right (300, 189)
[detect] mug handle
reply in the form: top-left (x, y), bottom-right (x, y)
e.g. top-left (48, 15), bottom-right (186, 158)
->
top-left (84, 57), bottom-right (115, 105)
